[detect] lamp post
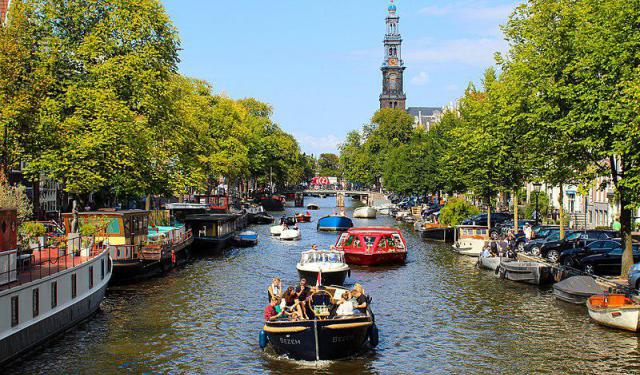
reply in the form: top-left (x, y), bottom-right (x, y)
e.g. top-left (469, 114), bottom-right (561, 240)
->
top-left (533, 182), bottom-right (542, 225)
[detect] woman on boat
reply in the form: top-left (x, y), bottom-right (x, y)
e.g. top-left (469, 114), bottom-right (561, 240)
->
top-left (336, 291), bottom-right (354, 316)
top-left (282, 286), bottom-right (308, 320)
top-left (267, 277), bottom-right (282, 302)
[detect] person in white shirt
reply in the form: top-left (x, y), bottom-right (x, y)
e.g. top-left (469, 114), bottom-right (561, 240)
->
top-left (336, 291), bottom-right (354, 316)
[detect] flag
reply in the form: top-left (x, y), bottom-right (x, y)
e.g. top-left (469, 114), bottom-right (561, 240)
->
top-left (316, 269), bottom-right (322, 287)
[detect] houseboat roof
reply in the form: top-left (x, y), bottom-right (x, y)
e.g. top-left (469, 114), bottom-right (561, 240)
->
top-left (165, 203), bottom-right (209, 210)
top-left (346, 227), bottom-right (402, 235)
top-left (184, 214), bottom-right (238, 222)
top-left (62, 209), bottom-right (149, 216)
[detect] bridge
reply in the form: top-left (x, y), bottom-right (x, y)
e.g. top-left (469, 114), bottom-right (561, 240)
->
top-left (301, 190), bottom-right (389, 206)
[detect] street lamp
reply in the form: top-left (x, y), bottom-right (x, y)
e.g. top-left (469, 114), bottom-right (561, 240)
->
top-left (533, 182), bottom-right (542, 225)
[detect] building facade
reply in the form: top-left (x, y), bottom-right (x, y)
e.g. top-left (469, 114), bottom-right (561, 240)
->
top-left (407, 107), bottom-right (443, 130)
top-left (379, 2), bottom-right (406, 110)
top-left (0, 0), bottom-right (9, 23)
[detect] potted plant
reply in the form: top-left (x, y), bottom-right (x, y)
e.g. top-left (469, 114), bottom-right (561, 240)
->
top-left (79, 223), bottom-right (97, 256)
top-left (20, 222), bottom-right (46, 252)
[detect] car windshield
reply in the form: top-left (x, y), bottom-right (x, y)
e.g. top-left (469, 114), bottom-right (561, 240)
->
top-left (547, 233), bottom-right (560, 241)
top-left (566, 232), bottom-right (582, 240)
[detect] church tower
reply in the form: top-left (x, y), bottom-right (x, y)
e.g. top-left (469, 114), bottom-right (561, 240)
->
top-left (379, 1), bottom-right (406, 110)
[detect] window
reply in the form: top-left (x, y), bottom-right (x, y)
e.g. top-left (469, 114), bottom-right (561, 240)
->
top-left (51, 281), bottom-right (58, 308)
top-left (89, 266), bottom-right (94, 289)
top-left (107, 257), bottom-right (112, 274)
top-left (101, 259), bottom-right (105, 280)
top-left (32, 288), bottom-right (39, 317)
top-left (71, 274), bottom-right (77, 299)
top-left (11, 296), bottom-right (19, 327)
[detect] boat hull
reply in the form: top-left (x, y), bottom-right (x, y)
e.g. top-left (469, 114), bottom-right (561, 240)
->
top-left (497, 262), bottom-right (554, 285)
top-left (421, 227), bottom-right (455, 243)
top-left (261, 198), bottom-right (285, 212)
top-left (263, 315), bottom-right (372, 361)
top-left (296, 269), bottom-right (349, 286)
top-left (353, 207), bottom-right (377, 219)
top-left (588, 304), bottom-right (640, 332)
top-left (553, 288), bottom-right (591, 305)
top-left (192, 234), bottom-right (233, 253)
top-left (280, 229), bottom-right (301, 241)
top-left (344, 251), bottom-right (406, 266)
top-left (477, 256), bottom-right (507, 271)
top-left (250, 213), bottom-right (275, 225)
top-left (453, 238), bottom-right (485, 257)
top-left (317, 216), bottom-right (353, 232)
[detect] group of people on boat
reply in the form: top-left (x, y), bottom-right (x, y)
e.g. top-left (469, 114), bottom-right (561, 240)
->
top-left (264, 277), bottom-right (369, 322)
top-left (481, 237), bottom-right (517, 259)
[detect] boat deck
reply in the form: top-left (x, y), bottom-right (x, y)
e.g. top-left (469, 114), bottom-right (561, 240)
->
top-left (0, 247), bottom-right (101, 292)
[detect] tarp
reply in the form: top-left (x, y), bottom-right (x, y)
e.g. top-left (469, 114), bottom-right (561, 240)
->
top-left (553, 276), bottom-right (605, 297)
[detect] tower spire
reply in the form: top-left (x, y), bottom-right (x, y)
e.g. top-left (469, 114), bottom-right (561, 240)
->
top-left (379, 1), bottom-right (406, 110)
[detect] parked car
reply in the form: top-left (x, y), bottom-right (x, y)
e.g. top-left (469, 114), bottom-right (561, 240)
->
top-left (531, 225), bottom-right (560, 239)
top-left (579, 245), bottom-right (640, 276)
top-left (524, 231), bottom-right (566, 256)
top-left (462, 212), bottom-right (512, 227)
top-left (490, 219), bottom-right (536, 240)
top-left (540, 230), bottom-right (618, 262)
top-left (627, 262), bottom-right (640, 290)
top-left (558, 239), bottom-right (624, 267)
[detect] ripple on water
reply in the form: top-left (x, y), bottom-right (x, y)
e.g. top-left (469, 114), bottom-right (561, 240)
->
top-left (6, 197), bottom-right (640, 374)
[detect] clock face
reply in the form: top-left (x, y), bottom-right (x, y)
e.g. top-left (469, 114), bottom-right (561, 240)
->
top-left (388, 58), bottom-right (398, 66)
top-left (388, 74), bottom-right (398, 90)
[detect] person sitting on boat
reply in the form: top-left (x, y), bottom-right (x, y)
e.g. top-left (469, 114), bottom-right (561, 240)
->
top-left (480, 243), bottom-right (491, 258)
top-left (336, 291), bottom-right (354, 316)
top-left (293, 222), bottom-right (299, 230)
top-left (311, 244), bottom-right (319, 251)
top-left (267, 277), bottom-right (282, 302)
top-left (282, 286), bottom-right (308, 320)
top-left (264, 298), bottom-right (285, 321)
top-left (295, 278), bottom-right (310, 301)
top-left (351, 288), bottom-right (368, 314)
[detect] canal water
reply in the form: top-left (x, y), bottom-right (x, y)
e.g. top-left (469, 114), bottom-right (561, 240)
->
top-left (7, 197), bottom-right (640, 374)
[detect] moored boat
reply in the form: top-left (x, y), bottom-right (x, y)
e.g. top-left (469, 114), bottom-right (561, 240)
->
top-left (496, 261), bottom-right (554, 285)
top-left (587, 294), bottom-right (640, 332)
top-left (317, 215), bottom-right (353, 232)
top-left (418, 223), bottom-right (455, 243)
top-left (260, 285), bottom-right (377, 360)
top-left (0, 209), bottom-right (112, 365)
top-left (270, 224), bottom-right (285, 236)
top-left (335, 227), bottom-right (407, 266)
top-left (184, 214), bottom-right (239, 252)
top-left (260, 195), bottom-right (286, 212)
top-left (233, 230), bottom-right (258, 247)
top-left (477, 256), bottom-right (511, 271)
top-left (353, 207), bottom-right (377, 219)
top-left (294, 213), bottom-right (312, 223)
top-left (553, 276), bottom-right (607, 305)
top-left (307, 204), bottom-right (319, 210)
top-left (453, 225), bottom-right (489, 257)
top-left (296, 250), bottom-right (350, 286)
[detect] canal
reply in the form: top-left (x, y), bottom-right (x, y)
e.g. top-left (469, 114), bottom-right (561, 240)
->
top-left (7, 197), bottom-right (640, 374)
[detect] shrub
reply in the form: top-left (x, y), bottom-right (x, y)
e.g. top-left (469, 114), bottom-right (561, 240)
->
top-left (0, 177), bottom-right (33, 224)
top-left (20, 221), bottom-right (46, 239)
top-left (80, 223), bottom-right (97, 237)
top-left (440, 197), bottom-right (480, 227)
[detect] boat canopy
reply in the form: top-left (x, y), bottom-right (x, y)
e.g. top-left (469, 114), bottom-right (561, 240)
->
top-left (299, 250), bottom-right (345, 265)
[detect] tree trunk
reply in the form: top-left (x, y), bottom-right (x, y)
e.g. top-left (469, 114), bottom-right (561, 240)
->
top-left (145, 194), bottom-right (151, 211)
top-left (559, 183), bottom-right (565, 240)
top-left (487, 195), bottom-right (492, 231)
top-left (513, 190), bottom-right (519, 234)
top-left (620, 190), bottom-right (634, 278)
top-left (32, 177), bottom-right (41, 220)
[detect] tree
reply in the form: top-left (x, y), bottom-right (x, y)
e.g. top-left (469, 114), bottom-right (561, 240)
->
top-left (338, 130), bottom-right (374, 187)
top-left (317, 153), bottom-right (340, 176)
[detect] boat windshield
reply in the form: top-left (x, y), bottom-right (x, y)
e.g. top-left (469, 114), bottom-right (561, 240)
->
top-left (363, 236), bottom-right (377, 247)
top-left (300, 251), bottom-right (344, 264)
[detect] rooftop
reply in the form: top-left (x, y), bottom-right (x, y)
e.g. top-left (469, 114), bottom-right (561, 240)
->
top-left (407, 107), bottom-right (442, 117)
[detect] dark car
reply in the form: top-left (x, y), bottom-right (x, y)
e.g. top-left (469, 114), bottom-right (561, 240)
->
top-left (579, 245), bottom-right (640, 276)
top-left (540, 230), bottom-right (618, 262)
top-left (558, 239), bottom-right (623, 267)
top-left (462, 212), bottom-right (512, 227)
top-left (531, 225), bottom-right (560, 239)
top-left (490, 219), bottom-right (536, 240)
top-left (525, 230), bottom-right (566, 256)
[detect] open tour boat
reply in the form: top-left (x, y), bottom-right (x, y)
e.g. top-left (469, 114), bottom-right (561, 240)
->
top-left (335, 227), bottom-right (407, 266)
top-left (296, 250), bottom-right (350, 286)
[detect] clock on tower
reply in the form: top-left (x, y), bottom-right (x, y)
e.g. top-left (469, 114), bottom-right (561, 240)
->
top-left (379, 1), bottom-right (406, 110)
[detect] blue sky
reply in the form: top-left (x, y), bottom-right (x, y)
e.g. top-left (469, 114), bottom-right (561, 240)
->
top-left (162, 0), bottom-right (520, 155)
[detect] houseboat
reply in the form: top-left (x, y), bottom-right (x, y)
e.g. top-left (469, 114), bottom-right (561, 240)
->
top-left (335, 227), bottom-right (407, 266)
top-left (258, 195), bottom-right (285, 212)
top-left (62, 210), bottom-right (193, 282)
top-left (453, 225), bottom-right (489, 257)
top-left (184, 214), bottom-right (240, 252)
top-left (0, 209), bottom-right (111, 365)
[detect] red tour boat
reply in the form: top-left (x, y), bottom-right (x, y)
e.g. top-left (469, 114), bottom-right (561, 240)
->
top-left (334, 227), bottom-right (407, 266)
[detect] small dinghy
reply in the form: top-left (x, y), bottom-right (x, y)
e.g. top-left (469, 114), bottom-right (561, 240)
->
top-left (294, 213), bottom-right (312, 222)
top-left (260, 285), bottom-right (377, 361)
top-left (353, 207), bottom-right (377, 219)
top-left (307, 204), bottom-right (319, 210)
top-left (233, 230), bottom-right (258, 247)
top-left (477, 256), bottom-right (511, 271)
top-left (270, 224), bottom-right (285, 236)
top-left (280, 228), bottom-right (301, 241)
top-left (496, 261), bottom-right (554, 285)
top-left (553, 276), bottom-right (607, 305)
top-left (251, 211), bottom-right (275, 224)
top-left (587, 294), bottom-right (640, 332)
top-left (296, 250), bottom-right (350, 286)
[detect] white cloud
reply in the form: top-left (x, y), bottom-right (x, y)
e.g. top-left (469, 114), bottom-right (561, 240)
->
top-left (297, 133), bottom-right (342, 154)
top-left (419, 2), bottom-right (518, 22)
top-left (405, 38), bottom-right (506, 66)
top-left (411, 72), bottom-right (430, 86)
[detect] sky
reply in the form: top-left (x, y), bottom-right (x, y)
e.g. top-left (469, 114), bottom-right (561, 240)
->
top-left (162, 0), bottom-right (521, 155)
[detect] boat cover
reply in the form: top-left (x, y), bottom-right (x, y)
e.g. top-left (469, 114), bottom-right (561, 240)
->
top-left (553, 276), bottom-right (605, 297)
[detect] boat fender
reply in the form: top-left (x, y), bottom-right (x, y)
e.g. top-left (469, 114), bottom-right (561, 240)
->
top-left (259, 330), bottom-right (269, 349)
top-left (368, 323), bottom-right (379, 348)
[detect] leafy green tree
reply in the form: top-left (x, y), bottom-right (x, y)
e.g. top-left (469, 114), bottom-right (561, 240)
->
top-left (317, 153), bottom-right (340, 176)
top-left (338, 130), bottom-right (374, 187)
top-left (439, 197), bottom-right (480, 227)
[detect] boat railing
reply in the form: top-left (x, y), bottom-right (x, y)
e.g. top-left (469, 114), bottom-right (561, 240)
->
top-left (110, 244), bottom-right (140, 261)
top-left (0, 238), bottom-right (106, 292)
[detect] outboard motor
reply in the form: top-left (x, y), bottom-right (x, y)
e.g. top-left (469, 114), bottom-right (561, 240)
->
top-left (259, 330), bottom-right (269, 349)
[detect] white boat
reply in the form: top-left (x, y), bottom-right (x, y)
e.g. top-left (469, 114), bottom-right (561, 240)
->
top-left (374, 203), bottom-right (396, 215)
top-left (587, 294), bottom-right (640, 332)
top-left (280, 228), bottom-right (301, 241)
top-left (452, 225), bottom-right (489, 257)
top-left (270, 224), bottom-right (285, 236)
top-left (0, 209), bottom-right (112, 365)
top-left (477, 256), bottom-right (508, 271)
top-left (353, 206), bottom-right (377, 219)
top-left (296, 250), bottom-right (350, 286)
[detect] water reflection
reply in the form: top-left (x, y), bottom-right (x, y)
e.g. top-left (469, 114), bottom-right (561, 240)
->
top-left (6, 196), bottom-right (640, 374)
